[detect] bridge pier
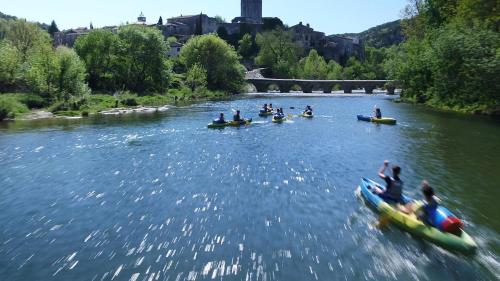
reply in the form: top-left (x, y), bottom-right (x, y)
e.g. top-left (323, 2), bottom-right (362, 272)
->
top-left (343, 86), bottom-right (352, 94)
top-left (387, 86), bottom-right (396, 95)
top-left (255, 84), bottom-right (268, 93)
top-left (301, 84), bottom-right (313, 93)
top-left (279, 84), bottom-right (292, 93)
top-left (364, 87), bottom-right (374, 94)
top-left (323, 88), bottom-right (332, 94)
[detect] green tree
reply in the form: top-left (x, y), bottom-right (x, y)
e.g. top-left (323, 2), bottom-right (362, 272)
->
top-left (157, 16), bottom-right (163, 26)
top-left (55, 46), bottom-right (88, 101)
top-left (343, 57), bottom-right (365, 79)
top-left (185, 63), bottom-right (207, 92)
top-left (298, 49), bottom-right (328, 79)
top-left (180, 34), bottom-right (245, 93)
top-left (48, 20), bottom-right (59, 37)
top-left (117, 25), bottom-right (171, 93)
top-left (238, 33), bottom-right (254, 59)
top-left (255, 28), bottom-right (300, 78)
top-left (25, 44), bottom-right (60, 100)
top-left (6, 19), bottom-right (50, 60)
top-left (326, 60), bottom-right (343, 80)
top-left (74, 29), bottom-right (120, 91)
top-left (0, 41), bottom-right (22, 90)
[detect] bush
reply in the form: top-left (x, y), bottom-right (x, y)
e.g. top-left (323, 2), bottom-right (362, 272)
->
top-left (20, 94), bottom-right (47, 109)
top-left (118, 93), bottom-right (139, 107)
top-left (0, 95), bottom-right (29, 120)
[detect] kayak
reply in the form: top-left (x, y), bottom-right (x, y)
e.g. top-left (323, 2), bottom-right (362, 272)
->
top-left (272, 116), bottom-right (286, 123)
top-left (207, 119), bottom-right (252, 129)
top-left (357, 178), bottom-right (477, 254)
top-left (300, 112), bottom-right (314, 118)
top-left (357, 115), bottom-right (397, 125)
top-left (259, 110), bottom-right (274, 117)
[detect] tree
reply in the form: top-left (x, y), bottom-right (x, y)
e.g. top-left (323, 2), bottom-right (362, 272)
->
top-left (255, 28), bottom-right (300, 78)
top-left (74, 29), bottom-right (120, 91)
top-left (195, 14), bottom-right (203, 35)
top-left (185, 63), bottom-right (207, 92)
top-left (326, 60), bottom-right (343, 80)
top-left (298, 49), bottom-right (328, 79)
top-left (55, 46), bottom-right (88, 101)
top-left (117, 25), bottom-right (171, 93)
top-left (238, 33), bottom-right (254, 59)
top-left (180, 34), bottom-right (245, 93)
top-left (90, 22), bottom-right (94, 29)
top-left (25, 44), bottom-right (60, 100)
top-left (0, 41), bottom-right (22, 90)
top-left (6, 19), bottom-right (51, 60)
top-left (48, 20), bottom-right (59, 37)
top-left (342, 57), bottom-right (365, 79)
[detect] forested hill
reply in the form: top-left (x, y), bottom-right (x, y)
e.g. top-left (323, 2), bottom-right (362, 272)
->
top-left (338, 20), bottom-right (404, 48)
top-left (0, 11), bottom-right (49, 30)
top-left (0, 11), bottom-right (17, 21)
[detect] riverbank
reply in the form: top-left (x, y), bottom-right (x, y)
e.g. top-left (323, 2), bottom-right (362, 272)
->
top-left (398, 95), bottom-right (500, 116)
top-left (0, 90), bottom-right (229, 121)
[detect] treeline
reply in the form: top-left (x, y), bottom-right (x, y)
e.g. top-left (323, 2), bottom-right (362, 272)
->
top-left (385, 0), bottom-right (499, 114)
top-left (239, 28), bottom-right (393, 81)
top-left (0, 17), bottom-right (245, 119)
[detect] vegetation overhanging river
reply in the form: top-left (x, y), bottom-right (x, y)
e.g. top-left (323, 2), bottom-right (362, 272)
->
top-left (0, 94), bottom-right (499, 281)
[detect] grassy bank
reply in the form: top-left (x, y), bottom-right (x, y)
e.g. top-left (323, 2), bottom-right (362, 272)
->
top-left (0, 89), bottom-right (229, 120)
top-left (399, 96), bottom-right (500, 116)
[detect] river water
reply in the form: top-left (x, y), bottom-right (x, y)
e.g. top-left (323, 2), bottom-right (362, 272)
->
top-left (0, 94), bottom-right (499, 281)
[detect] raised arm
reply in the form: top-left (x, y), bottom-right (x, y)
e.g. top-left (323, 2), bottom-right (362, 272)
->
top-left (378, 160), bottom-right (389, 179)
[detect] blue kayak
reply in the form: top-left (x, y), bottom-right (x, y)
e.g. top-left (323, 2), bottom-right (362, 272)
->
top-left (357, 178), bottom-right (477, 254)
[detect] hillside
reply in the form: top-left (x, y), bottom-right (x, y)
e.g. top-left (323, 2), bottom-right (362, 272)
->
top-left (0, 11), bottom-right (49, 30)
top-left (339, 19), bottom-right (404, 48)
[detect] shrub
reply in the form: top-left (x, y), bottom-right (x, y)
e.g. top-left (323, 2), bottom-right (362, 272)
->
top-left (20, 94), bottom-right (47, 109)
top-left (0, 95), bottom-right (29, 120)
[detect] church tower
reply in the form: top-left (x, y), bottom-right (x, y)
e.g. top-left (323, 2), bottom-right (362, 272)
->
top-left (241, 0), bottom-right (262, 24)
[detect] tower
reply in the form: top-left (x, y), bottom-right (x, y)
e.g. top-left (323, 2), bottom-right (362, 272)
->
top-left (241, 0), bottom-right (262, 24)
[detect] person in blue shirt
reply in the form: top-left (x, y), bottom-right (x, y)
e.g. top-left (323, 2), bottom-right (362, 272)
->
top-left (373, 160), bottom-right (404, 204)
top-left (416, 180), bottom-right (438, 224)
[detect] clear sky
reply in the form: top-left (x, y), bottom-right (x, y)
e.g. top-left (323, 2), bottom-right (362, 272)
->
top-left (2, 0), bottom-right (408, 34)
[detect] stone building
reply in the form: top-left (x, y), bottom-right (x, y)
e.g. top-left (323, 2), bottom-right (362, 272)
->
top-left (290, 22), bottom-right (325, 50)
top-left (53, 1), bottom-right (365, 64)
top-left (233, 0), bottom-right (262, 24)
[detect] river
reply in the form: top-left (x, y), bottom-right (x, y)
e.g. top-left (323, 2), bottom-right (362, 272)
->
top-left (0, 94), bottom-right (499, 281)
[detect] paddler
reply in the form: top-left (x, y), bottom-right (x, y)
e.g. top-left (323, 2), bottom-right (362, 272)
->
top-left (262, 104), bottom-right (269, 112)
top-left (373, 105), bottom-right (382, 119)
top-left (233, 110), bottom-right (243, 122)
top-left (303, 105), bottom-right (313, 116)
top-left (214, 113), bottom-right (226, 124)
top-left (269, 104), bottom-right (274, 112)
top-left (415, 180), bottom-right (439, 224)
top-left (373, 160), bottom-right (404, 204)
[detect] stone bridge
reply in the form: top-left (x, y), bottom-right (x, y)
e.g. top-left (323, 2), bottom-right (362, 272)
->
top-left (245, 78), bottom-right (396, 94)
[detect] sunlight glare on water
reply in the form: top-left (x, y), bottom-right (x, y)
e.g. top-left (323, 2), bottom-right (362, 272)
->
top-left (0, 94), bottom-right (499, 281)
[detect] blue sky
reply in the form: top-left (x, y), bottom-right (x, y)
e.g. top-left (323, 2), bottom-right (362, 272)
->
top-left (2, 0), bottom-right (408, 34)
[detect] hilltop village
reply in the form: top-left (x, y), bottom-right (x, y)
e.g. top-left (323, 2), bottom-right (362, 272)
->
top-left (54, 0), bottom-right (365, 67)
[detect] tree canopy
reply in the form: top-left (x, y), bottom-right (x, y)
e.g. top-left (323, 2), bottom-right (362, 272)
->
top-left (180, 34), bottom-right (245, 93)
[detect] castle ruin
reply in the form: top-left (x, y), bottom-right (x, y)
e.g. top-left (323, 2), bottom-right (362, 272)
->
top-left (54, 0), bottom-right (364, 65)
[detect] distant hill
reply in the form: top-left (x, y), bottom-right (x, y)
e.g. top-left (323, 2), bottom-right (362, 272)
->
top-left (0, 11), bottom-right (49, 30)
top-left (0, 11), bottom-right (17, 21)
top-left (339, 20), bottom-right (404, 48)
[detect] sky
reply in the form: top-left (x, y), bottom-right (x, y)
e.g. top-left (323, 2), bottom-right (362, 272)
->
top-left (2, 0), bottom-right (408, 34)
